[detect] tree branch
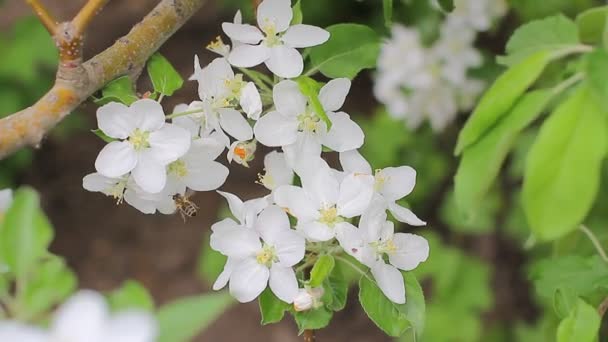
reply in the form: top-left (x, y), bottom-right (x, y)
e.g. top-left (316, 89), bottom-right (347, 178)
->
top-left (24, 0), bottom-right (58, 34)
top-left (72, 0), bottom-right (111, 36)
top-left (0, 0), bottom-right (207, 159)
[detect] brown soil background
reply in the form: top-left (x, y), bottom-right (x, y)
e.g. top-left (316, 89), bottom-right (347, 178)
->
top-left (0, 1), bottom-right (534, 341)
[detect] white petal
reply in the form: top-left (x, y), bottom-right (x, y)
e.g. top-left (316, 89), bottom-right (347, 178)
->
top-left (337, 173), bottom-right (374, 218)
top-left (198, 58), bottom-right (234, 99)
top-left (103, 311), bottom-right (158, 342)
top-left (321, 112), bottom-right (364, 152)
top-left (148, 124), bottom-right (191, 165)
top-left (339, 149), bottom-right (371, 174)
top-left (254, 111), bottom-right (299, 147)
top-left (269, 266), bottom-right (298, 303)
top-left (217, 191), bottom-right (244, 223)
top-left (359, 201), bottom-right (389, 243)
top-left (273, 80), bottom-right (307, 117)
top-left (254, 205), bottom-right (291, 243)
top-left (96, 102), bottom-right (134, 139)
top-left (319, 78), bottom-right (351, 112)
top-left (211, 226), bottom-right (261, 258)
top-left (229, 258), bottom-right (270, 302)
top-left (222, 23), bottom-right (264, 44)
top-left (273, 185), bottom-right (319, 221)
top-left (242, 197), bottom-right (270, 228)
top-left (273, 230), bottom-right (305, 267)
top-left (379, 166), bottom-right (417, 201)
top-left (335, 222), bottom-right (365, 261)
top-left (266, 46), bottom-right (303, 78)
top-left (257, 0), bottom-right (292, 33)
top-left (184, 160), bottom-right (228, 191)
top-left (282, 24), bottom-right (330, 48)
top-left (263, 151), bottom-right (293, 188)
top-left (388, 202), bottom-right (426, 226)
top-left (389, 233), bottom-right (429, 271)
top-left (301, 164), bottom-right (339, 208)
top-left (82, 173), bottom-right (118, 193)
top-left (0, 189), bottom-right (12, 212)
top-left (233, 10), bottom-right (243, 24)
top-left (228, 44), bottom-right (270, 68)
top-left (95, 141), bottom-right (137, 178)
top-left (188, 137), bottom-right (224, 161)
top-left (130, 99), bottom-right (166, 131)
top-left (217, 108), bottom-right (253, 141)
top-left (52, 290), bottom-right (108, 340)
top-left (240, 82), bottom-right (263, 120)
top-left (156, 196), bottom-right (177, 215)
top-left (370, 261), bottom-right (405, 304)
top-left (297, 221), bottom-right (334, 242)
top-left (0, 322), bottom-right (46, 342)
top-left (213, 257), bottom-right (238, 290)
top-left (132, 153), bottom-right (167, 194)
top-left (124, 189), bottom-right (157, 214)
top-left (172, 115), bottom-right (200, 138)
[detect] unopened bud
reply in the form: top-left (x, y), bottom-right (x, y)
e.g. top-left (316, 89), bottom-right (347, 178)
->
top-left (228, 140), bottom-right (257, 167)
top-left (293, 287), bottom-right (325, 312)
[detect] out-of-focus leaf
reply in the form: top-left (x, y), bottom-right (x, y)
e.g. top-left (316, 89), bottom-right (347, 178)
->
top-left (576, 5), bottom-right (608, 44)
top-left (556, 298), bottom-right (600, 342)
top-left (291, 0), bottom-right (303, 25)
top-left (197, 232), bottom-right (227, 286)
top-left (157, 292), bottom-right (233, 342)
top-left (108, 280), bottom-right (154, 312)
top-left (296, 76), bottom-right (331, 130)
top-left (522, 84), bottom-right (607, 241)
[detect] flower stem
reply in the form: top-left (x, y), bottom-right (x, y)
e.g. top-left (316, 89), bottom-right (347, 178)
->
top-left (238, 67), bottom-right (273, 93)
top-left (165, 108), bottom-right (205, 120)
top-left (334, 255), bottom-right (373, 282)
top-left (579, 224), bottom-right (608, 264)
top-left (303, 329), bottom-right (316, 342)
top-left (551, 72), bottom-right (585, 96)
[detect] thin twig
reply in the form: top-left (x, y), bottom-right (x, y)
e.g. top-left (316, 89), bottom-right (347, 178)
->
top-left (598, 296), bottom-right (608, 317)
top-left (24, 0), bottom-right (57, 34)
top-left (72, 0), bottom-right (111, 35)
top-left (579, 224), bottom-right (608, 264)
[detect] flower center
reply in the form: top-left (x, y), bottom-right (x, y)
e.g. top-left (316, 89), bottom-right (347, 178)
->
top-left (374, 169), bottom-right (387, 191)
top-left (168, 159), bottom-right (188, 178)
top-left (207, 36), bottom-right (230, 56)
top-left (223, 74), bottom-right (246, 100)
top-left (257, 173), bottom-right (275, 189)
top-left (297, 111), bottom-right (320, 133)
top-left (256, 244), bottom-right (277, 267)
top-left (318, 206), bottom-right (343, 228)
top-left (107, 180), bottom-right (127, 204)
top-left (129, 128), bottom-right (150, 151)
top-left (371, 238), bottom-right (397, 255)
top-left (262, 21), bottom-right (282, 47)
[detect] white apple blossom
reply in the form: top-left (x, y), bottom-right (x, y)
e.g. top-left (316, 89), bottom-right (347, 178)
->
top-left (0, 189), bottom-right (13, 213)
top-left (293, 287), bottom-right (324, 312)
top-left (186, 57), bottom-right (261, 143)
top-left (227, 140), bottom-right (257, 167)
top-left (123, 181), bottom-right (178, 215)
top-left (274, 159), bottom-right (374, 241)
top-left (254, 79), bottom-right (364, 166)
top-left (222, 0), bottom-right (330, 78)
top-left (257, 151), bottom-right (293, 191)
top-left (0, 290), bottom-right (157, 342)
top-left (211, 205), bottom-right (305, 302)
top-left (337, 204), bottom-right (429, 303)
top-left (94, 99), bottom-right (191, 193)
top-left (83, 173), bottom-right (128, 203)
top-left (207, 11), bottom-right (243, 57)
top-left (340, 150), bottom-right (425, 226)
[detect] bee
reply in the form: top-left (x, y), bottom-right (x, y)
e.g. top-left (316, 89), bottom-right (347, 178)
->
top-left (173, 191), bottom-right (199, 221)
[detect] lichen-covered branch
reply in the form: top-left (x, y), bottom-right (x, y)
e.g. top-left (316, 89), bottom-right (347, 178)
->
top-left (25, 0), bottom-right (58, 34)
top-left (0, 0), bottom-right (207, 159)
top-left (72, 0), bottom-right (111, 36)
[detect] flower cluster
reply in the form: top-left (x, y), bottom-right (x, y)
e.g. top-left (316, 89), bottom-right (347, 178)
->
top-left (0, 290), bottom-right (157, 342)
top-left (374, 0), bottom-right (507, 132)
top-left (81, 0), bottom-right (430, 306)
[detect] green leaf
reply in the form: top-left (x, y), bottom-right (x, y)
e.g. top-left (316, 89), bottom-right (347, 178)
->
top-left (359, 272), bottom-right (425, 338)
top-left (258, 288), bottom-right (289, 325)
top-left (529, 255), bottom-right (608, 303)
top-left (585, 48), bottom-right (608, 104)
top-left (522, 84), bottom-right (608, 241)
top-left (293, 307), bottom-right (333, 334)
top-left (291, 0), bottom-right (303, 25)
top-left (383, 0), bottom-right (393, 28)
top-left (94, 76), bottom-right (138, 105)
top-left (455, 50), bottom-right (552, 155)
top-left (21, 256), bottom-right (76, 319)
top-left (576, 6), bottom-right (608, 44)
top-left (498, 15), bottom-right (579, 66)
top-left (324, 263), bottom-right (348, 311)
top-left (436, 0), bottom-right (454, 12)
top-left (309, 255), bottom-right (335, 287)
top-left (455, 90), bottom-right (553, 218)
top-left (556, 298), bottom-right (600, 342)
top-left (91, 129), bottom-right (117, 143)
top-left (157, 292), bottom-right (233, 342)
top-left (0, 187), bottom-right (52, 281)
top-left (108, 280), bottom-right (154, 312)
top-left (147, 53), bottom-right (184, 97)
top-left (553, 287), bottom-right (577, 319)
top-left (309, 23), bottom-right (380, 79)
top-left (296, 76), bottom-right (332, 130)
